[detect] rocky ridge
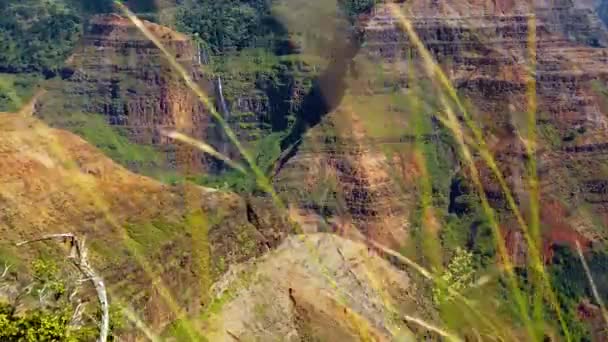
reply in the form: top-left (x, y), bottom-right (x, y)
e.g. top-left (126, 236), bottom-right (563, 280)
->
top-left (0, 113), bottom-right (292, 336)
top-left (0, 112), bottom-right (437, 340)
top-left (202, 233), bottom-right (435, 341)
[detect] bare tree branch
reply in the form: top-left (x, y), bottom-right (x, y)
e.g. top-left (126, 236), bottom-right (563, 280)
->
top-left (17, 233), bottom-right (109, 342)
top-left (38, 283), bottom-right (50, 305)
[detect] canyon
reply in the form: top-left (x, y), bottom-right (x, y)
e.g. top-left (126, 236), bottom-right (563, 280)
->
top-left (3, 0), bottom-right (608, 339)
top-left (0, 112), bottom-right (294, 336)
top-left (32, 0), bottom-right (608, 269)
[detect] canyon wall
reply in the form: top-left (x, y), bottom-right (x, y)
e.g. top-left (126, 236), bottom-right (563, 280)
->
top-left (210, 54), bottom-right (322, 173)
top-left (37, 14), bottom-right (213, 173)
top-left (274, 0), bottom-right (608, 250)
top-left (224, 58), bottom-right (319, 142)
top-left (365, 1), bottom-right (608, 245)
top-left (274, 108), bottom-right (419, 247)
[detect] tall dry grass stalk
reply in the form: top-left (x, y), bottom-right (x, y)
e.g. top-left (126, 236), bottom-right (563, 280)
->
top-left (11, 0), bottom-right (602, 340)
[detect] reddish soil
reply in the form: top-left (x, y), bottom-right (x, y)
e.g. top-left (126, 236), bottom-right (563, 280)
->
top-left (540, 201), bottom-right (591, 262)
top-left (501, 200), bottom-right (591, 265)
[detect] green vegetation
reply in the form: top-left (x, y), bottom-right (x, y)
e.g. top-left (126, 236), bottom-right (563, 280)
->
top-left (175, 0), bottom-right (287, 54)
top-left (548, 247), bottom-right (592, 340)
top-left (46, 112), bottom-right (163, 171)
top-left (163, 318), bottom-right (208, 342)
top-left (432, 247), bottom-right (475, 305)
top-left (212, 48), bottom-right (323, 133)
top-left (338, 0), bottom-right (377, 20)
top-left (125, 218), bottom-right (180, 257)
top-left (175, 0), bottom-right (376, 54)
top-left (193, 132), bottom-right (284, 193)
top-left (0, 0), bottom-right (81, 74)
top-left (0, 73), bottom-right (39, 112)
top-left (0, 303), bottom-right (85, 341)
top-left (538, 121), bottom-right (562, 149)
top-left (0, 259), bottom-right (122, 341)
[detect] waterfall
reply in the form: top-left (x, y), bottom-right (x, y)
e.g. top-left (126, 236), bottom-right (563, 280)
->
top-left (202, 47), bottom-right (209, 65)
top-left (216, 76), bottom-right (231, 156)
top-left (193, 35), bottom-right (232, 166)
top-left (217, 76), bottom-right (230, 116)
top-left (195, 38), bottom-right (210, 65)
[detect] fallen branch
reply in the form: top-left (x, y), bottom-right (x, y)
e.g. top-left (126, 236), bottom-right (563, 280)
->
top-left (17, 233), bottom-right (109, 342)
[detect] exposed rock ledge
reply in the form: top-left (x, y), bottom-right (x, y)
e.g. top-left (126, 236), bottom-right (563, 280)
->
top-left (201, 233), bottom-right (435, 341)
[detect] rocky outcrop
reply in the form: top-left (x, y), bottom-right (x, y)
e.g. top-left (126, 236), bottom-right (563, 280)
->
top-left (37, 14), bottom-right (213, 173)
top-left (201, 233), bottom-right (435, 341)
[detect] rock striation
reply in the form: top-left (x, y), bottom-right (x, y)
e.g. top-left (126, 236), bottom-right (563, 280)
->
top-left (274, 107), bottom-right (417, 248)
top-left (275, 0), bottom-right (608, 249)
top-left (361, 0), bottom-right (608, 242)
top-left (38, 14), bottom-right (214, 173)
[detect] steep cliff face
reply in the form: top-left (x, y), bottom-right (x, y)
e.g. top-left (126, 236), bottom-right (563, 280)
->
top-left (213, 53), bottom-right (322, 152)
top-left (37, 14), bottom-right (213, 173)
top-left (361, 1), bottom-right (608, 244)
top-left (274, 106), bottom-right (418, 247)
top-left (274, 0), bottom-right (608, 249)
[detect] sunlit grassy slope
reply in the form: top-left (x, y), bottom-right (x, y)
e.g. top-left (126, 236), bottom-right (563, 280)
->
top-left (0, 73), bottom-right (39, 112)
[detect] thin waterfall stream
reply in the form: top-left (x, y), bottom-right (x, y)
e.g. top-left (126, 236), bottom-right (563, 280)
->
top-left (216, 75), bottom-right (231, 156)
top-left (195, 37), bottom-right (234, 165)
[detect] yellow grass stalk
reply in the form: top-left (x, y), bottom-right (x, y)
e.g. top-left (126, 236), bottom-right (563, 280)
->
top-left (387, 2), bottom-right (570, 339)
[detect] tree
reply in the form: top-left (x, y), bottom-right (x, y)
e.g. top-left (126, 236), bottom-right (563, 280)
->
top-left (338, 0), bottom-right (377, 20)
top-left (16, 233), bottom-right (109, 342)
top-left (0, 260), bottom-right (97, 341)
top-left (432, 247), bottom-right (475, 305)
top-left (0, 0), bottom-right (82, 74)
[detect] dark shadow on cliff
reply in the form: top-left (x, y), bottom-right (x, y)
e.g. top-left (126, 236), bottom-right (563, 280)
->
top-left (274, 26), bottom-right (365, 176)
